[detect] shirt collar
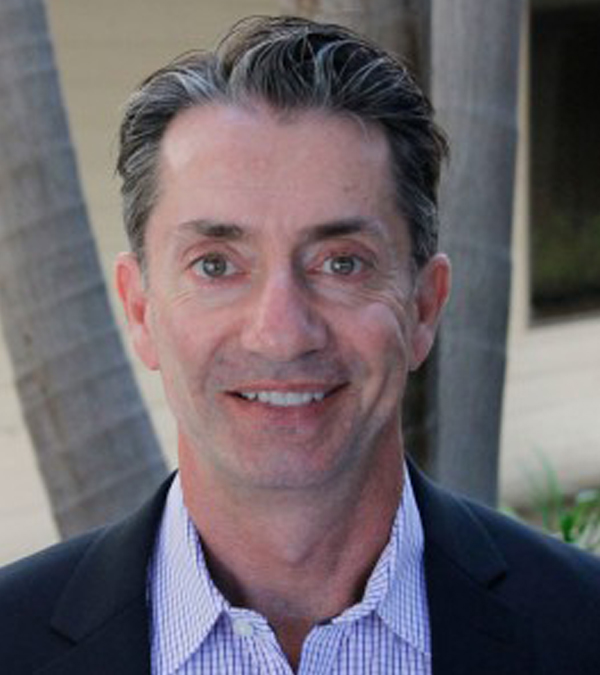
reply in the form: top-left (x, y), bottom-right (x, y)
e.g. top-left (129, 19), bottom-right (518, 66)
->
top-left (329, 467), bottom-right (430, 654)
top-left (376, 467), bottom-right (431, 655)
top-left (150, 465), bottom-right (430, 673)
top-left (149, 474), bottom-right (226, 675)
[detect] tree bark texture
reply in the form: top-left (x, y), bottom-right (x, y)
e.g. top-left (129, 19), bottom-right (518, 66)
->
top-left (0, 0), bottom-right (167, 537)
top-left (429, 0), bottom-right (524, 505)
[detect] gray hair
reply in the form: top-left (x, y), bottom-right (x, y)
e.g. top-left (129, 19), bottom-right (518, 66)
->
top-left (117, 15), bottom-right (448, 268)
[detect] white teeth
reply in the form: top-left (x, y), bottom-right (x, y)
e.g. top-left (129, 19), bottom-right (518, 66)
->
top-left (239, 392), bottom-right (257, 401)
top-left (239, 391), bottom-right (326, 406)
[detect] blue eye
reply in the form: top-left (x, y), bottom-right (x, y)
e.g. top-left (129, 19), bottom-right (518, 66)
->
top-left (192, 254), bottom-right (236, 278)
top-left (323, 255), bottom-right (364, 276)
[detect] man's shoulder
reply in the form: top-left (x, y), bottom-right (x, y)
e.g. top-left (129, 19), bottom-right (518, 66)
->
top-left (464, 493), bottom-right (600, 647)
top-left (0, 474), bottom-right (174, 608)
top-left (412, 468), bottom-right (600, 671)
top-left (431, 479), bottom-right (600, 608)
top-left (0, 529), bottom-right (102, 611)
top-left (467, 495), bottom-right (600, 584)
top-left (0, 529), bottom-right (106, 674)
top-left (473, 496), bottom-right (600, 657)
top-left (0, 476), bottom-right (173, 674)
top-left (412, 464), bottom-right (600, 594)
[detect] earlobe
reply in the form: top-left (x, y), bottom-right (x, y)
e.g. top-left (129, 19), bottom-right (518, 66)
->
top-left (115, 252), bottom-right (159, 370)
top-left (409, 254), bottom-right (451, 371)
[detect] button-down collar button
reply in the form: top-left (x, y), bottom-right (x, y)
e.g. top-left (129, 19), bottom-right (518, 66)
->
top-left (232, 618), bottom-right (254, 637)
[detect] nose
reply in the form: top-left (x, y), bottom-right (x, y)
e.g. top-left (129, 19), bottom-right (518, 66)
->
top-left (240, 270), bottom-right (329, 361)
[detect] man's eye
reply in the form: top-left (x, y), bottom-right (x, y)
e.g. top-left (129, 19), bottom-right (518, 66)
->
top-left (322, 255), bottom-right (364, 276)
top-left (191, 254), bottom-right (236, 278)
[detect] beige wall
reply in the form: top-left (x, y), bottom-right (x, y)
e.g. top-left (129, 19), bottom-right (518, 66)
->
top-left (2, 0), bottom-right (599, 564)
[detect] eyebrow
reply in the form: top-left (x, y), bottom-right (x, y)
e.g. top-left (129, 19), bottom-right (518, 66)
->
top-left (176, 219), bottom-right (245, 240)
top-left (306, 218), bottom-right (385, 243)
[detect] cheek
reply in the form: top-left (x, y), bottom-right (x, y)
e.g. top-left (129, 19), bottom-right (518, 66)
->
top-left (343, 303), bottom-right (411, 422)
top-left (348, 300), bottom-right (413, 364)
top-left (150, 301), bottom-right (212, 378)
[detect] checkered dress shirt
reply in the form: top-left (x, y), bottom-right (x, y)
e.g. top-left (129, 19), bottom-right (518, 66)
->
top-left (148, 469), bottom-right (431, 674)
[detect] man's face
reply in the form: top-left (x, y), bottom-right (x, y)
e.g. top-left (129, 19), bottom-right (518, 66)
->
top-left (117, 104), bottom-right (449, 493)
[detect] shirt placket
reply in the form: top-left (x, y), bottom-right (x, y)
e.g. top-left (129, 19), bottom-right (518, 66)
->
top-left (297, 621), bottom-right (350, 675)
top-left (228, 608), bottom-right (294, 675)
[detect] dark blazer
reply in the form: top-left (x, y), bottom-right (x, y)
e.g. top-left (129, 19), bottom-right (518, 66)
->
top-left (2, 467), bottom-right (600, 674)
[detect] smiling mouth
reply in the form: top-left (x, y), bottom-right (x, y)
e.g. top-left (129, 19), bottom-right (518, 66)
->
top-left (230, 385), bottom-right (344, 408)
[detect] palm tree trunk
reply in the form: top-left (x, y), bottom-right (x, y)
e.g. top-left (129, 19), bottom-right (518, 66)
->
top-left (428, 0), bottom-right (523, 505)
top-left (0, 0), bottom-right (167, 538)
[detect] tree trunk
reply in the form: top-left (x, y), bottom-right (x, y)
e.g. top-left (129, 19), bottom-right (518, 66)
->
top-left (428, 0), bottom-right (523, 505)
top-left (0, 0), bottom-right (167, 538)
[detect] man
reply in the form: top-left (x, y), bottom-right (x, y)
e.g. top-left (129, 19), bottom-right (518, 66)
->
top-left (2, 15), bottom-right (600, 675)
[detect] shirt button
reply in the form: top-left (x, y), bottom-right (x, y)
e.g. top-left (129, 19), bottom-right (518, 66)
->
top-left (232, 618), bottom-right (254, 637)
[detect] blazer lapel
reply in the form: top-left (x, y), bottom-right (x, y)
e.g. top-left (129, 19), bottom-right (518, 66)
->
top-left (36, 475), bottom-right (175, 675)
top-left (37, 599), bottom-right (150, 675)
top-left (409, 465), bottom-right (533, 675)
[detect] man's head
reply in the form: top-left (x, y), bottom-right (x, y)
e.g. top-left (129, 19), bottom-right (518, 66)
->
top-left (117, 15), bottom-right (448, 271)
top-left (115, 16), bottom-right (450, 496)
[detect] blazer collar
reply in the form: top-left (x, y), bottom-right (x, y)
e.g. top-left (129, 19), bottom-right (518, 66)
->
top-left (409, 463), bottom-right (532, 674)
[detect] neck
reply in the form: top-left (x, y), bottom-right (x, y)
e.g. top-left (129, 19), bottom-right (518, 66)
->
top-left (179, 440), bottom-right (405, 667)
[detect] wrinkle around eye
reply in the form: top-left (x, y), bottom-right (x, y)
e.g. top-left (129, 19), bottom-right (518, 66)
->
top-left (311, 267), bottom-right (413, 315)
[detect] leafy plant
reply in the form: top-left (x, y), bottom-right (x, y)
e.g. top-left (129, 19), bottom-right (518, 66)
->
top-left (524, 455), bottom-right (600, 554)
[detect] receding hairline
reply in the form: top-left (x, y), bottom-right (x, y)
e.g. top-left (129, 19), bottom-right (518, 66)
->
top-left (158, 96), bottom-right (390, 146)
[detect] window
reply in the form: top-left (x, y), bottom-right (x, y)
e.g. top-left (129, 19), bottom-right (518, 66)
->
top-left (530, 6), bottom-right (600, 320)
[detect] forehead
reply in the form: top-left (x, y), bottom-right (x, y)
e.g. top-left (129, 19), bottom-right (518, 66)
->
top-left (149, 102), bottom-right (407, 249)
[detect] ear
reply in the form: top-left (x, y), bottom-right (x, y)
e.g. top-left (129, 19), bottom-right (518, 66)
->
top-left (115, 252), bottom-right (159, 370)
top-left (409, 253), bottom-right (451, 371)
